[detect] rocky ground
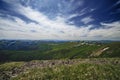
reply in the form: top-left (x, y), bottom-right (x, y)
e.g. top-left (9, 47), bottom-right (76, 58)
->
top-left (0, 58), bottom-right (120, 80)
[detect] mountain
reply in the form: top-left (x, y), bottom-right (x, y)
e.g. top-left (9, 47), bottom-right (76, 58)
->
top-left (0, 40), bottom-right (120, 62)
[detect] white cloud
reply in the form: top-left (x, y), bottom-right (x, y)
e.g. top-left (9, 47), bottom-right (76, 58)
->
top-left (0, 12), bottom-right (91, 40)
top-left (0, 13), bottom-right (120, 40)
top-left (88, 21), bottom-right (120, 40)
top-left (81, 16), bottom-right (94, 24)
top-left (90, 8), bottom-right (96, 12)
top-left (68, 14), bottom-right (79, 19)
top-left (58, 0), bottom-right (84, 14)
top-left (115, 0), bottom-right (120, 5)
top-left (0, 2), bottom-right (120, 40)
top-left (111, 0), bottom-right (120, 8)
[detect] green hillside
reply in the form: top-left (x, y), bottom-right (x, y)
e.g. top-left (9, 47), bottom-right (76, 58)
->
top-left (99, 42), bottom-right (120, 57)
top-left (0, 41), bottom-right (120, 62)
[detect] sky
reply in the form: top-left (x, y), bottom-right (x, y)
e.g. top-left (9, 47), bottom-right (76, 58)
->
top-left (0, 0), bottom-right (120, 40)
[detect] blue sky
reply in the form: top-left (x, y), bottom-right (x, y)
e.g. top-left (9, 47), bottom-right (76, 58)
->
top-left (0, 0), bottom-right (120, 40)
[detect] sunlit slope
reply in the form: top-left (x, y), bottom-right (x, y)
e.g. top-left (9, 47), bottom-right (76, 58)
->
top-left (99, 42), bottom-right (120, 57)
top-left (45, 43), bottom-right (102, 59)
top-left (0, 41), bottom-right (120, 61)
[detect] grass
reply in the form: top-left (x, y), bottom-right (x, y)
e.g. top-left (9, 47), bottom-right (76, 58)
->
top-left (100, 42), bottom-right (120, 57)
top-left (11, 61), bottom-right (120, 80)
top-left (0, 62), bottom-right (25, 80)
top-left (0, 62), bottom-right (24, 71)
top-left (0, 58), bottom-right (120, 80)
top-left (45, 44), bottom-right (102, 59)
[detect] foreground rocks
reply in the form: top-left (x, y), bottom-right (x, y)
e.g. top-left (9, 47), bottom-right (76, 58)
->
top-left (0, 58), bottom-right (120, 80)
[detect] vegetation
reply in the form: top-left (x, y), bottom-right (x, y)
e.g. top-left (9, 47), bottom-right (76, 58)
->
top-left (0, 40), bottom-right (120, 80)
top-left (0, 58), bottom-right (120, 80)
top-left (1, 41), bottom-right (120, 62)
top-left (99, 42), bottom-right (120, 57)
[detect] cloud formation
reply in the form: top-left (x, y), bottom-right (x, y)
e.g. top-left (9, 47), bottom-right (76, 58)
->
top-left (81, 16), bottom-right (94, 24)
top-left (0, 0), bottom-right (120, 40)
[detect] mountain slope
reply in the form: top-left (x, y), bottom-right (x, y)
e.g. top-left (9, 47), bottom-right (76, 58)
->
top-left (0, 41), bottom-right (120, 62)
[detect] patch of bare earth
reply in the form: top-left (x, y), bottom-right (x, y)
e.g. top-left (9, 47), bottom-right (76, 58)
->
top-left (90, 47), bottom-right (109, 57)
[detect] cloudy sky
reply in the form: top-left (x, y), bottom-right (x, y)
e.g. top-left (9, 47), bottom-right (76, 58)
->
top-left (0, 0), bottom-right (120, 40)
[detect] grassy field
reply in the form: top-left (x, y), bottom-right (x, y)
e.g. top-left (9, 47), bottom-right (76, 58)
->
top-left (0, 58), bottom-right (120, 80)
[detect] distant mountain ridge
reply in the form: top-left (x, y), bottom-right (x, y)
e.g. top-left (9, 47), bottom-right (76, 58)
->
top-left (0, 40), bottom-right (120, 62)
